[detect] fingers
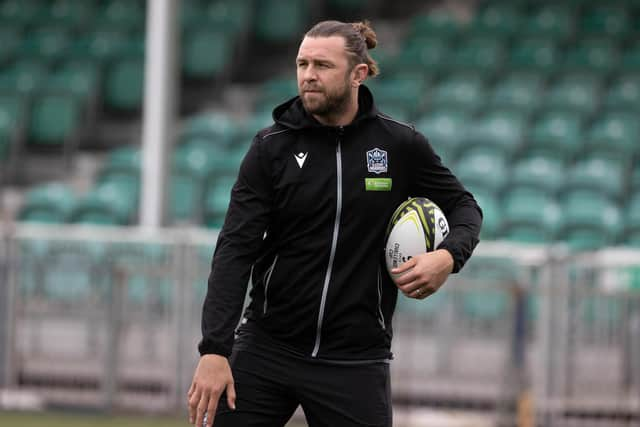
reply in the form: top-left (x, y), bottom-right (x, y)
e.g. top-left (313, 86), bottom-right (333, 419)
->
top-left (195, 389), bottom-right (210, 427)
top-left (391, 258), bottom-right (416, 276)
top-left (188, 386), bottom-right (201, 424)
top-left (206, 394), bottom-right (218, 427)
top-left (226, 381), bottom-right (237, 411)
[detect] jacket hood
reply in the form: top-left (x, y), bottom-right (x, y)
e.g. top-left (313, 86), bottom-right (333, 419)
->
top-left (272, 84), bottom-right (379, 130)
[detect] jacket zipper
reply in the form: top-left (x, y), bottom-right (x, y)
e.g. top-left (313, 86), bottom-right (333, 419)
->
top-left (377, 265), bottom-right (386, 330)
top-left (263, 255), bottom-right (279, 314)
top-left (312, 138), bottom-right (343, 357)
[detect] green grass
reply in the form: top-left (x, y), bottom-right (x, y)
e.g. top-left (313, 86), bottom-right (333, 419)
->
top-left (0, 411), bottom-right (307, 427)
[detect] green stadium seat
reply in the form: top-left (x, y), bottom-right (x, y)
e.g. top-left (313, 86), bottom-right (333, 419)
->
top-left (170, 172), bottom-right (203, 224)
top-left (19, 183), bottom-right (76, 223)
top-left (104, 58), bottom-right (144, 112)
top-left (459, 110), bottom-right (527, 156)
top-left (326, 0), bottom-right (369, 14)
top-left (181, 113), bottom-right (236, 148)
top-left (182, 28), bottom-right (232, 80)
top-left (508, 37), bottom-right (560, 74)
top-left (562, 38), bottom-right (620, 72)
top-left (33, 0), bottom-right (97, 29)
top-left (624, 195), bottom-right (640, 247)
top-left (0, 59), bottom-right (48, 95)
top-left (407, 12), bottom-right (463, 39)
top-left (65, 30), bottom-right (130, 63)
top-left (603, 74), bottom-right (640, 111)
top-left (490, 72), bottom-right (544, 114)
top-left (454, 148), bottom-right (507, 193)
top-left (446, 36), bottom-right (505, 74)
top-left (560, 190), bottom-right (623, 250)
top-left (28, 94), bottom-right (81, 147)
top-left (45, 60), bottom-right (100, 108)
top-left (203, 0), bottom-right (253, 35)
top-left (415, 110), bottom-right (470, 164)
top-left (20, 26), bottom-right (70, 61)
top-left (101, 145), bottom-right (141, 177)
top-left (468, 3), bottom-right (523, 36)
top-left (527, 111), bottom-right (584, 160)
top-left (544, 73), bottom-right (602, 115)
top-left (458, 256), bottom-right (518, 321)
top-left (0, 26), bottom-right (21, 65)
top-left (469, 189), bottom-right (499, 240)
top-left (203, 176), bottom-right (236, 228)
top-left (580, 6), bottom-right (629, 37)
top-left (366, 75), bottom-right (427, 118)
top-left (94, 0), bottom-right (145, 32)
top-left (563, 156), bottom-right (626, 200)
top-left (584, 113), bottom-right (639, 159)
top-left (428, 73), bottom-right (486, 113)
top-left (0, 0), bottom-right (45, 25)
top-left (501, 188), bottom-right (560, 243)
top-left (254, 77), bottom-right (298, 113)
top-left (71, 180), bottom-right (138, 225)
top-left (632, 168), bottom-right (640, 193)
top-left (521, 5), bottom-right (574, 40)
top-left (621, 44), bottom-right (640, 71)
top-left (393, 37), bottom-right (450, 74)
top-left (510, 154), bottom-right (565, 194)
top-left (254, 0), bottom-right (308, 43)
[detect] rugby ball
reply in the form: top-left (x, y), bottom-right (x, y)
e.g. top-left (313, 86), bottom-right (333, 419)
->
top-left (384, 197), bottom-right (449, 280)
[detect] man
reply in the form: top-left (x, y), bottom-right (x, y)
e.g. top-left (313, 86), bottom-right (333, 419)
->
top-left (188, 20), bottom-right (482, 427)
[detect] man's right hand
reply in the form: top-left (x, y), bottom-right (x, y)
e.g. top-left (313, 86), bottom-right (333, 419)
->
top-left (187, 354), bottom-right (236, 427)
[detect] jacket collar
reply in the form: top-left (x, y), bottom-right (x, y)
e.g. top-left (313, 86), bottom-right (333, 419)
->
top-left (272, 85), bottom-right (379, 130)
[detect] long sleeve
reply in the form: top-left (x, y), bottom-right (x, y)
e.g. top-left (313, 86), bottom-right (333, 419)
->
top-left (198, 137), bottom-right (273, 357)
top-left (409, 131), bottom-right (483, 273)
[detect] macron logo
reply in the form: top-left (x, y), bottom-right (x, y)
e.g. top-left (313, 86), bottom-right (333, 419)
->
top-left (294, 152), bottom-right (308, 168)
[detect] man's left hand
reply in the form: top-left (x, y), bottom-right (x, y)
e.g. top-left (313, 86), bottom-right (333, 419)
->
top-left (392, 249), bottom-right (454, 299)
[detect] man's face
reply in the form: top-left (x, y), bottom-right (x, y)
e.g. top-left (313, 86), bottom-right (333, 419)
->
top-left (296, 36), bottom-right (353, 118)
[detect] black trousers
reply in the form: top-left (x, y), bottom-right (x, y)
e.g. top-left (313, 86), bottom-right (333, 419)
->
top-left (212, 343), bottom-right (392, 427)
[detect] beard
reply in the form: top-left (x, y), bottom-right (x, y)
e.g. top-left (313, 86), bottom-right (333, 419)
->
top-left (299, 75), bottom-right (352, 119)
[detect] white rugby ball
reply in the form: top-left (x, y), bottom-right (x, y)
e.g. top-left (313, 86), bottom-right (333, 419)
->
top-left (384, 197), bottom-right (449, 280)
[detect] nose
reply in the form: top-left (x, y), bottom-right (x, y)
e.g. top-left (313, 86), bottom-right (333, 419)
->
top-left (302, 65), bottom-right (317, 82)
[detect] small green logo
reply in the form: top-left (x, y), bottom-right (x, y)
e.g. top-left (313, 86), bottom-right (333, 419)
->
top-left (365, 178), bottom-right (392, 191)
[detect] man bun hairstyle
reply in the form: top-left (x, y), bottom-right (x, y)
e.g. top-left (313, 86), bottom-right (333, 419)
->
top-left (305, 20), bottom-right (380, 77)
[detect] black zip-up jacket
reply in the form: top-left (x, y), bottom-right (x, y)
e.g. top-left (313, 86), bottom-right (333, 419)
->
top-left (199, 85), bottom-right (482, 361)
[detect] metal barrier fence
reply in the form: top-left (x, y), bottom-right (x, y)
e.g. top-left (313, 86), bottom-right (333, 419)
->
top-left (1, 224), bottom-right (639, 426)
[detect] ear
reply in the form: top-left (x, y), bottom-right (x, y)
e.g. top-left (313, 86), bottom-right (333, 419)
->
top-left (351, 64), bottom-right (369, 88)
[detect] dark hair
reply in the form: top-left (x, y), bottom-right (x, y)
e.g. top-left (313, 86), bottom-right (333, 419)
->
top-left (305, 20), bottom-right (380, 77)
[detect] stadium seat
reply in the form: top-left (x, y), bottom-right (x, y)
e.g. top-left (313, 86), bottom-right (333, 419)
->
top-left (544, 73), bottom-right (602, 115)
top-left (580, 6), bottom-right (629, 37)
top-left (71, 180), bottom-right (138, 225)
top-left (527, 111), bottom-right (584, 160)
top-left (65, 30), bottom-right (130, 63)
top-left (521, 5), bottom-right (574, 40)
top-left (467, 3), bottom-right (523, 36)
top-left (170, 172), bottom-right (203, 224)
top-left (501, 188), bottom-right (560, 243)
top-left (508, 37), bottom-right (560, 74)
top-left (367, 74), bottom-right (427, 118)
top-left (621, 44), bottom-right (640, 71)
top-left (181, 112), bottom-right (236, 148)
top-left (469, 188), bottom-right (500, 240)
top-left (559, 190), bottom-right (623, 250)
top-left (584, 113), bottom-right (639, 160)
top-left (415, 110), bottom-right (470, 164)
top-left (562, 156), bottom-right (626, 201)
top-left (20, 26), bottom-right (71, 62)
top-left (204, 0), bottom-right (253, 36)
top-left (454, 148), bottom-right (508, 193)
top-left (203, 177), bottom-right (236, 228)
top-left (0, 0), bottom-right (45, 25)
top-left (603, 74), bottom-right (640, 111)
top-left (446, 36), bottom-right (505, 74)
top-left (624, 194), bottom-right (640, 247)
top-left (0, 59), bottom-right (48, 95)
top-left (428, 73), bottom-right (486, 113)
top-left (33, 0), bottom-right (97, 29)
top-left (0, 26), bottom-right (21, 65)
top-left (458, 110), bottom-right (527, 156)
top-left (254, 0), bottom-right (308, 43)
top-left (100, 145), bottom-right (141, 177)
top-left (407, 11), bottom-right (463, 39)
top-left (254, 77), bottom-right (298, 113)
top-left (182, 27), bottom-right (232, 80)
top-left (562, 38), bottom-right (620, 72)
top-left (28, 93), bottom-right (81, 147)
top-left (510, 154), bottom-right (565, 195)
top-left (489, 72), bottom-right (544, 114)
top-left (392, 36), bottom-right (450, 73)
top-left (19, 183), bottom-right (76, 223)
top-left (94, 0), bottom-right (145, 32)
top-left (104, 57), bottom-right (144, 112)
top-left (45, 60), bottom-right (100, 106)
